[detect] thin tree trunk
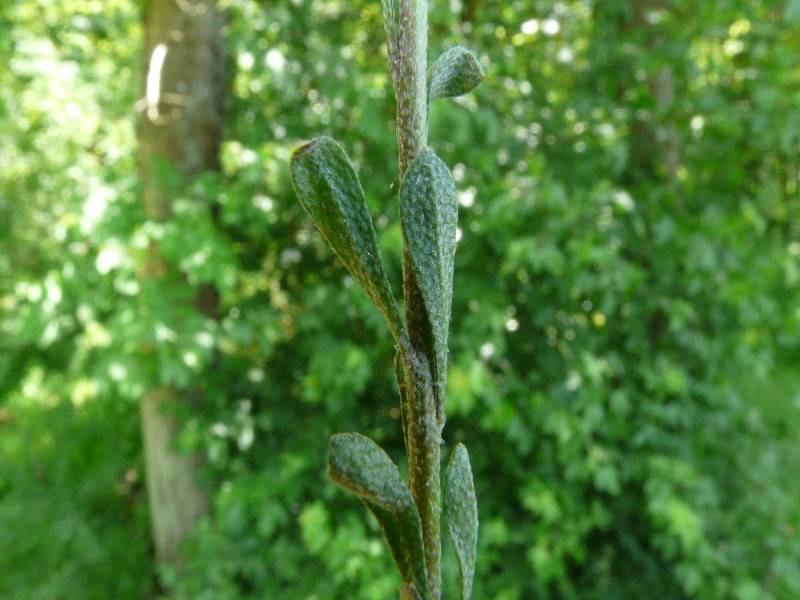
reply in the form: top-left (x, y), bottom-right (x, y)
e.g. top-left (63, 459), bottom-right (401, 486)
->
top-left (627, 0), bottom-right (681, 185)
top-left (137, 0), bottom-right (226, 566)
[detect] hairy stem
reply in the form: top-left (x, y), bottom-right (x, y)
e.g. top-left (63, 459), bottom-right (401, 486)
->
top-left (392, 1), bottom-right (441, 597)
top-left (399, 339), bottom-right (440, 599)
top-left (395, 0), bottom-right (428, 175)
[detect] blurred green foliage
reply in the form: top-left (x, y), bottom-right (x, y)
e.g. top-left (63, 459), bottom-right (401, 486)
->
top-left (1, 0), bottom-right (799, 599)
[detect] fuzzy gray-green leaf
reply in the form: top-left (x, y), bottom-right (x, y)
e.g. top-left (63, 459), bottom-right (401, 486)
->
top-left (290, 137), bottom-right (404, 342)
top-left (328, 433), bottom-right (428, 599)
top-left (399, 150), bottom-right (457, 423)
top-left (428, 46), bottom-right (485, 101)
top-left (443, 443), bottom-right (478, 600)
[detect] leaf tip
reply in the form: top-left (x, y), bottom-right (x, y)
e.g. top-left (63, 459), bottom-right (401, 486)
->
top-left (429, 46), bottom-right (486, 101)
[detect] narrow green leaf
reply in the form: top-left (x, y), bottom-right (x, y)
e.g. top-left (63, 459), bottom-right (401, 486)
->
top-left (399, 150), bottom-right (457, 423)
top-left (400, 583), bottom-right (423, 600)
top-left (443, 444), bottom-right (478, 600)
top-left (328, 433), bottom-right (429, 599)
top-left (428, 46), bottom-right (485, 101)
top-left (290, 137), bottom-right (405, 342)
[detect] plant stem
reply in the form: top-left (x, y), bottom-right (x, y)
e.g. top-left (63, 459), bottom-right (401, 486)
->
top-left (395, 0), bottom-right (428, 175)
top-left (393, 1), bottom-right (441, 597)
top-left (400, 342), bottom-right (441, 599)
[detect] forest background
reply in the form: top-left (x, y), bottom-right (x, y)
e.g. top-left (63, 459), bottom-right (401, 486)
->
top-left (1, 0), bottom-right (799, 599)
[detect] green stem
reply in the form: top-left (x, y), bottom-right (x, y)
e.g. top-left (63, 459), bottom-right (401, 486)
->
top-left (392, 1), bottom-right (441, 598)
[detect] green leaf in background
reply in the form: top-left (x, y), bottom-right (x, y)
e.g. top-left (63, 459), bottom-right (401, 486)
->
top-left (290, 136), bottom-right (405, 342)
top-left (400, 582), bottom-right (423, 600)
top-left (328, 433), bottom-right (429, 599)
top-left (399, 150), bottom-right (457, 422)
top-left (428, 46), bottom-right (484, 101)
top-left (443, 443), bottom-right (478, 600)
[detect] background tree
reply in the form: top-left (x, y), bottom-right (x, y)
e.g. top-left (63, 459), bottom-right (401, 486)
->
top-left (137, 0), bottom-right (226, 565)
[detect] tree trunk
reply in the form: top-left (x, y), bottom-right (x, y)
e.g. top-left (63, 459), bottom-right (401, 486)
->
top-left (627, 0), bottom-right (681, 185)
top-left (137, 0), bottom-right (226, 566)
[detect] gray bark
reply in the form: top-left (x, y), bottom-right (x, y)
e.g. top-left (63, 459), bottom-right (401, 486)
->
top-left (137, 0), bottom-right (226, 566)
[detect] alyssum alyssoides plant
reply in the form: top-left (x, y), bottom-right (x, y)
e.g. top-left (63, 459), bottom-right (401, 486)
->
top-left (290, 2), bottom-right (484, 599)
